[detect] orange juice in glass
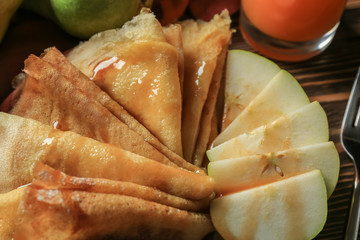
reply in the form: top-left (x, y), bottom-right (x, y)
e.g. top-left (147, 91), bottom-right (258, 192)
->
top-left (240, 0), bottom-right (347, 61)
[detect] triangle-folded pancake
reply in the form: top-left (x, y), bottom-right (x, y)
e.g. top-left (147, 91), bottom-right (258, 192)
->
top-left (0, 187), bottom-right (25, 239)
top-left (10, 53), bottom-right (175, 168)
top-left (201, 110), bottom-right (220, 169)
top-left (192, 45), bottom-right (229, 166)
top-left (163, 24), bottom-right (185, 94)
top-left (180, 10), bottom-right (231, 162)
top-left (13, 184), bottom-right (214, 240)
top-left (40, 47), bottom-right (201, 173)
top-left (0, 112), bottom-right (214, 200)
top-left (67, 9), bottom-right (183, 157)
top-left (32, 162), bottom-right (210, 212)
top-left (0, 163), bottom-right (211, 239)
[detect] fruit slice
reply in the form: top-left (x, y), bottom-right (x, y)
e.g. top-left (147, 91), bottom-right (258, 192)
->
top-left (207, 101), bottom-right (329, 161)
top-left (210, 170), bottom-right (328, 240)
top-left (208, 141), bottom-right (339, 197)
top-left (214, 69), bottom-right (310, 146)
top-left (222, 50), bottom-right (281, 130)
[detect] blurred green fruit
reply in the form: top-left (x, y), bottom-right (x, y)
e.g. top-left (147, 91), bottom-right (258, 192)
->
top-left (22, 0), bottom-right (153, 39)
top-left (0, 0), bottom-right (23, 43)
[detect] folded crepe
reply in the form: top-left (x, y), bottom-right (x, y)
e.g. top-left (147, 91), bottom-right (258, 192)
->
top-left (201, 112), bottom-right (220, 168)
top-left (180, 10), bottom-right (231, 162)
top-left (0, 187), bottom-right (25, 239)
top-left (19, 47), bottom-right (201, 174)
top-left (0, 112), bottom-right (214, 200)
top-left (192, 46), bottom-right (228, 166)
top-left (67, 9), bottom-right (183, 157)
top-left (13, 184), bottom-right (214, 240)
top-left (10, 52), bottom-right (176, 168)
top-left (163, 24), bottom-right (185, 95)
top-left (0, 163), bottom-right (212, 240)
top-left (32, 162), bottom-right (210, 212)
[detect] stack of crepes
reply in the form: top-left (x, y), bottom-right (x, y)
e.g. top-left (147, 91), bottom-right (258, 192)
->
top-left (0, 8), bottom-right (231, 239)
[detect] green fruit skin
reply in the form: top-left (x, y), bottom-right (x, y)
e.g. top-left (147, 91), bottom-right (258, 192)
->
top-left (22, 0), bottom-right (153, 39)
top-left (50, 0), bottom-right (153, 39)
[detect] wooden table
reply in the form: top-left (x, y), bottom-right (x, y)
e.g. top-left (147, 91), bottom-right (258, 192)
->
top-left (0, 3), bottom-right (360, 240)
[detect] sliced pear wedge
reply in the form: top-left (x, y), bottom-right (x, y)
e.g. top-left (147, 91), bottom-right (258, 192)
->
top-left (214, 69), bottom-right (310, 146)
top-left (208, 141), bottom-right (339, 198)
top-left (210, 170), bottom-right (328, 240)
top-left (222, 50), bottom-right (281, 129)
top-left (207, 101), bottom-right (329, 161)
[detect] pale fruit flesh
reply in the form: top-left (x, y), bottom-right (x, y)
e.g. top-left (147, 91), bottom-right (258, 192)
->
top-left (222, 50), bottom-right (280, 129)
top-left (214, 69), bottom-right (310, 146)
top-left (207, 101), bottom-right (329, 161)
top-left (208, 141), bottom-right (339, 197)
top-left (210, 170), bottom-right (328, 240)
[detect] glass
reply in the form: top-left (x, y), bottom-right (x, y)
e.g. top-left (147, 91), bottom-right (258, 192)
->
top-left (240, 0), bottom-right (347, 62)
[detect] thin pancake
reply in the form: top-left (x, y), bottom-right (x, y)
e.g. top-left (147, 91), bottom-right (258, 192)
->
top-left (0, 112), bottom-right (214, 200)
top-left (41, 47), bottom-right (202, 174)
top-left (180, 10), bottom-right (231, 162)
top-left (13, 185), bottom-right (214, 240)
top-left (67, 9), bottom-right (183, 157)
top-left (0, 187), bottom-right (25, 239)
top-left (32, 162), bottom-right (210, 212)
top-left (192, 46), bottom-right (229, 166)
top-left (201, 112), bottom-right (220, 169)
top-left (10, 54), bottom-right (175, 167)
top-left (163, 24), bottom-right (185, 95)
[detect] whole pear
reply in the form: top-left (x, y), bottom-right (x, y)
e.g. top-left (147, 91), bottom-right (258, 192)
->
top-left (22, 0), bottom-right (153, 39)
top-left (0, 0), bottom-right (23, 43)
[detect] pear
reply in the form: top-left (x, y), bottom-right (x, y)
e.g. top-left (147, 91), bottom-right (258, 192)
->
top-left (21, 0), bottom-right (153, 39)
top-left (0, 0), bottom-right (23, 43)
top-left (208, 141), bottom-right (340, 198)
top-left (207, 101), bottom-right (329, 161)
top-left (214, 69), bottom-right (310, 146)
top-left (210, 170), bottom-right (328, 240)
top-left (222, 50), bottom-right (280, 130)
